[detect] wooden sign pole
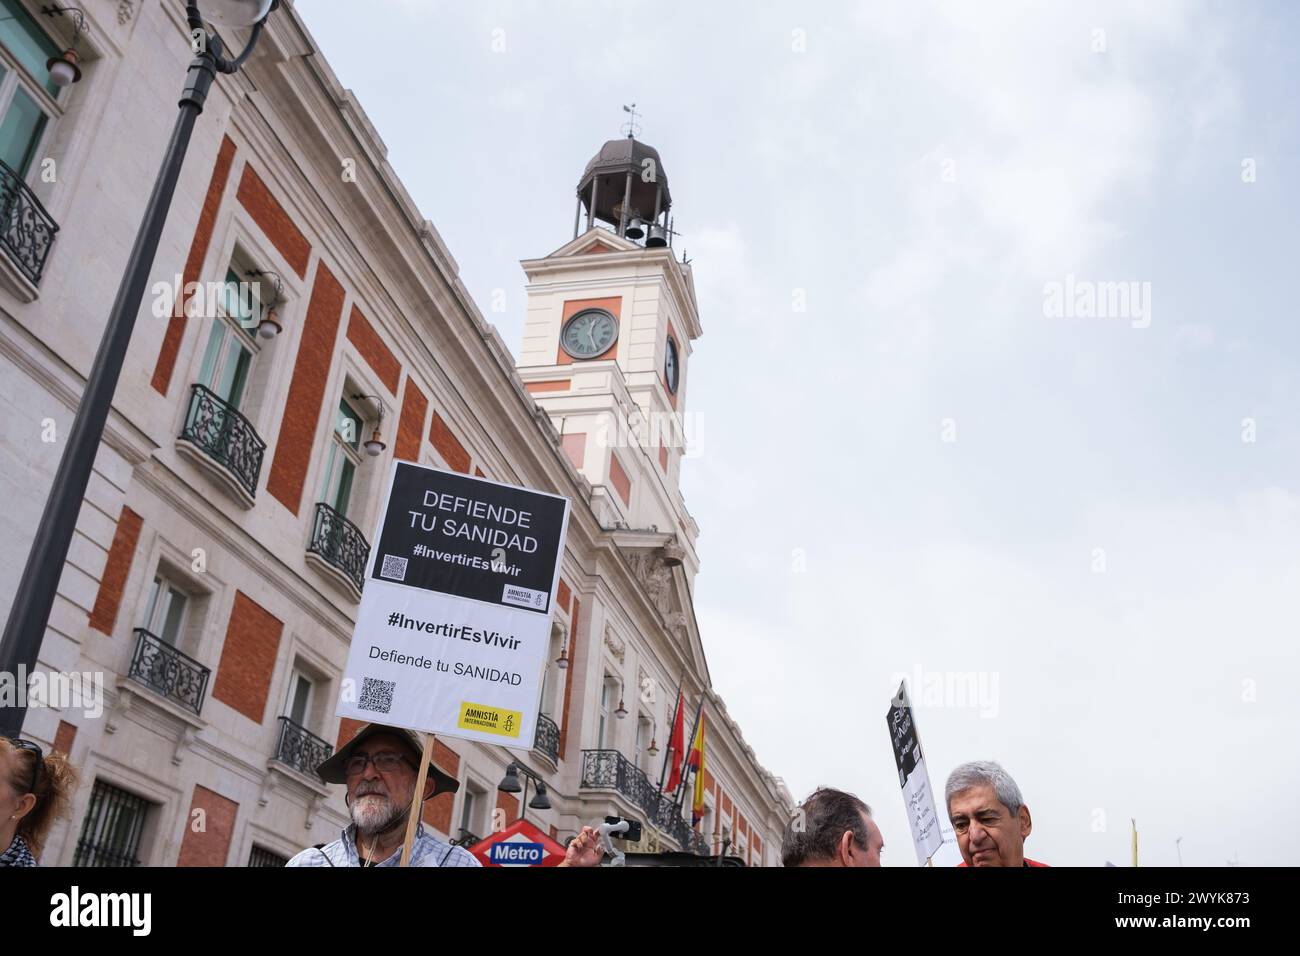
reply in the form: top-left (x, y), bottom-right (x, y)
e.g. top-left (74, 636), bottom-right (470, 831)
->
top-left (399, 734), bottom-right (435, 867)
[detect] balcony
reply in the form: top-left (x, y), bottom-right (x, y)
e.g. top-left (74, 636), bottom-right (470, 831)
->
top-left (450, 829), bottom-right (482, 848)
top-left (272, 716), bottom-right (333, 779)
top-left (177, 384), bottom-right (266, 507)
top-left (580, 749), bottom-right (706, 855)
top-left (127, 628), bottom-right (211, 715)
top-left (0, 158), bottom-right (58, 295)
top-left (533, 713), bottom-right (560, 764)
top-left (306, 502), bottom-right (370, 598)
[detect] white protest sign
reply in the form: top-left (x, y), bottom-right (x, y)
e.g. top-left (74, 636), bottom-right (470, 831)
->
top-left (337, 461), bottom-right (570, 746)
top-left (886, 680), bottom-right (945, 866)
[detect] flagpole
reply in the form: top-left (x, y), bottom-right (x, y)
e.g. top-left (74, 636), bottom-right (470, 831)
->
top-left (674, 698), bottom-right (704, 812)
top-left (656, 672), bottom-right (684, 792)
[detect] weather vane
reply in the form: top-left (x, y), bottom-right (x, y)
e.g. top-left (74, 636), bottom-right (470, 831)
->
top-left (621, 103), bottom-right (641, 139)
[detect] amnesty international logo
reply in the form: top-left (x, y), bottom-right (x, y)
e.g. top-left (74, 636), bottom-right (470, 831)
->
top-left (457, 701), bottom-right (522, 738)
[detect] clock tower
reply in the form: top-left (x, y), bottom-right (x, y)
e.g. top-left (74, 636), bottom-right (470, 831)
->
top-left (517, 134), bottom-right (703, 585)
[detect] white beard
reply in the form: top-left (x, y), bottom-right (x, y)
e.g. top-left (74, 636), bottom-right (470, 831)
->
top-left (351, 792), bottom-right (406, 836)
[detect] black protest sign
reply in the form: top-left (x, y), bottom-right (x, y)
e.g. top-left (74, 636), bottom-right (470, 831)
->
top-left (887, 682), bottom-right (922, 786)
top-left (370, 463), bottom-right (568, 614)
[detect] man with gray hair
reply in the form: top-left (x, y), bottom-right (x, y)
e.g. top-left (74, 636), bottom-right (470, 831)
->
top-left (781, 787), bottom-right (884, 867)
top-left (945, 760), bottom-right (1047, 867)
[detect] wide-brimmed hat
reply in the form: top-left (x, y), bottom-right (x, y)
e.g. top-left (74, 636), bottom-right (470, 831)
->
top-left (316, 723), bottom-right (459, 798)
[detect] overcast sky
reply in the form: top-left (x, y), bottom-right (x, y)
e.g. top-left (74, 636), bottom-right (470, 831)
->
top-left (296, 0), bottom-right (1300, 866)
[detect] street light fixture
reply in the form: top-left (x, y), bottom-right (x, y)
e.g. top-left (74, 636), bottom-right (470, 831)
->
top-left (246, 269), bottom-right (283, 339)
top-left (351, 394), bottom-right (387, 457)
top-left (203, 0), bottom-right (275, 26)
top-left (40, 6), bottom-right (88, 87)
top-left (0, 0), bottom-right (280, 737)
top-left (497, 762), bottom-right (552, 823)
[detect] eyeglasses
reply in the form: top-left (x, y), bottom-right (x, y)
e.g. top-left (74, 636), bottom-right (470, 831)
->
top-left (4, 737), bottom-right (42, 794)
top-left (344, 751), bottom-right (413, 778)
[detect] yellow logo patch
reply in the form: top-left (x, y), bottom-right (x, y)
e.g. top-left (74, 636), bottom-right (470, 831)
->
top-left (457, 702), bottom-right (522, 738)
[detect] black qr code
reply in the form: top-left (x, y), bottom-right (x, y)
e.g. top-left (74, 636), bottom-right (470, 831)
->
top-left (379, 555), bottom-right (407, 581)
top-left (359, 677), bottom-right (395, 714)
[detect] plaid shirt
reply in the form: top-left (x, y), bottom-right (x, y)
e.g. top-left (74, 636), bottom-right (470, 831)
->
top-left (0, 833), bottom-right (37, 867)
top-left (286, 823), bottom-right (480, 868)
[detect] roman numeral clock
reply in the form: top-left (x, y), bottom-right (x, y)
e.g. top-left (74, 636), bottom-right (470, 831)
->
top-left (560, 308), bottom-right (618, 359)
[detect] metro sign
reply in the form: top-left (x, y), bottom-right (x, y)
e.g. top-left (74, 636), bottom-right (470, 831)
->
top-left (468, 818), bottom-right (566, 867)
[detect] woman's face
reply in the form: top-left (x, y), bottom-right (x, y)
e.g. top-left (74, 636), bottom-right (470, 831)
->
top-left (0, 744), bottom-right (33, 821)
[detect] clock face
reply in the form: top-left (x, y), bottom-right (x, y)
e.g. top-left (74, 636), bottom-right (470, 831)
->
top-left (664, 336), bottom-right (680, 393)
top-left (561, 309), bottom-right (618, 359)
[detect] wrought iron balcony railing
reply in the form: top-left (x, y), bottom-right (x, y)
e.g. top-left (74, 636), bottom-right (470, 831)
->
top-left (179, 384), bottom-right (266, 499)
top-left (273, 716), bottom-right (333, 778)
top-left (580, 749), bottom-right (706, 855)
top-left (534, 713), bottom-right (560, 763)
top-left (0, 158), bottom-right (58, 285)
top-left (128, 628), bottom-right (211, 715)
top-left (450, 829), bottom-right (482, 848)
top-left (307, 502), bottom-right (370, 593)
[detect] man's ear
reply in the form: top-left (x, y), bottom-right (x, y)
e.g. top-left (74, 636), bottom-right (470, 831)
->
top-left (1019, 805), bottom-right (1032, 838)
top-left (838, 829), bottom-right (855, 866)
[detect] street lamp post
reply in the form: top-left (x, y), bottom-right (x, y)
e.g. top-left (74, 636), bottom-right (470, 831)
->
top-left (0, 1), bottom-right (279, 737)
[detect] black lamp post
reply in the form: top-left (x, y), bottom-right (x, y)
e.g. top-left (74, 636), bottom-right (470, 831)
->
top-left (0, 1), bottom-right (279, 737)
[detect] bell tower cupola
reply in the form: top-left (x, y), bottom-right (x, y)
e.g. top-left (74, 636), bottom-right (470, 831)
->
top-left (572, 105), bottom-right (674, 246)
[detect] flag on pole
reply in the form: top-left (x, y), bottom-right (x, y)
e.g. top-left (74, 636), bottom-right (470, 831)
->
top-left (690, 715), bottom-right (706, 826)
top-left (1131, 818), bottom-right (1139, 867)
top-left (664, 691), bottom-right (686, 792)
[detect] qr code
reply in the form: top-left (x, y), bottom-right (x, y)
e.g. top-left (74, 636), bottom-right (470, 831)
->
top-left (359, 677), bottom-right (395, 714)
top-left (379, 554), bottom-right (407, 581)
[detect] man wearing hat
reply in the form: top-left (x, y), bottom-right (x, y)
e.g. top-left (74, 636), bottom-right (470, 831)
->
top-left (287, 723), bottom-right (479, 867)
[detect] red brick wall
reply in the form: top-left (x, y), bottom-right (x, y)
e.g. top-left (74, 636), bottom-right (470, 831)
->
top-left (557, 579), bottom-right (571, 614)
top-left (336, 717), bottom-right (365, 750)
top-left (87, 506), bottom-right (143, 635)
top-left (659, 443), bottom-right (668, 472)
top-left (609, 453), bottom-right (631, 506)
top-left (345, 306), bottom-right (400, 395)
top-left (212, 591), bottom-right (283, 723)
top-left (152, 135), bottom-right (237, 396)
top-left (176, 785), bottom-right (239, 867)
top-left (558, 596), bottom-right (580, 760)
top-left (561, 432), bottom-right (585, 470)
top-left (266, 261), bottom-right (346, 515)
top-left (395, 378), bottom-right (428, 462)
top-left (52, 720), bottom-right (76, 756)
top-left (525, 380), bottom-right (569, 393)
top-left (429, 410), bottom-right (470, 473)
top-left (496, 790), bottom-right (519, 828)
top-left (421, 738), bottom-right (460, 833)
top-left (235, 164), bottom-right (311, 278)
